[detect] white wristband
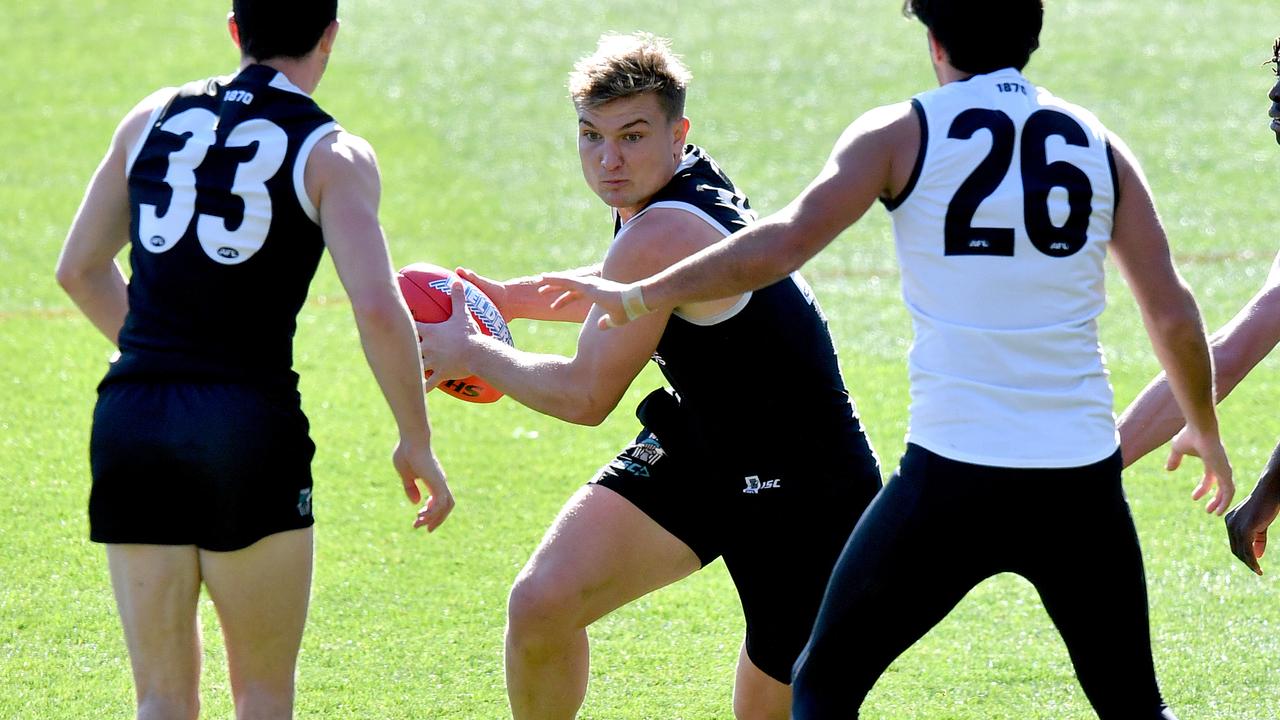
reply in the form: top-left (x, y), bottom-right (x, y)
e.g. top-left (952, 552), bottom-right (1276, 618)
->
top-left (620, 285), bottom-right (650, 321)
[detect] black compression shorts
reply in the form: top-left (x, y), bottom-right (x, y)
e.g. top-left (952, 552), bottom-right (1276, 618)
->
top-left (592, 397), bottom-right (881, 684)
top-left (88, 380), bottom-right (316, 551)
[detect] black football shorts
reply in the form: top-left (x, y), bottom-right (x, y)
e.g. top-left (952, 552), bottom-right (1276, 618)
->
top-left (592, 394), bottom-right (881, 684)
top-left (89, 380), bottom-right (316, 551)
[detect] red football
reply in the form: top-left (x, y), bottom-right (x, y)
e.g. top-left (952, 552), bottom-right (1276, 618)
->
top-left (397, 262), bottom-right (514, 403)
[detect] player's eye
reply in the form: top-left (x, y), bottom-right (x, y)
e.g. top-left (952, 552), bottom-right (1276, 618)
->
top-left (583, 131), bottom-right (603, 141)
top-left (624, 133), bottom-right (643, 142)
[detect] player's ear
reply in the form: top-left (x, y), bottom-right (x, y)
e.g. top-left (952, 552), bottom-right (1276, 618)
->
top-left (227, 12), bottom-right (242, 52)
top-left (927, 30), bottom-right (946, 65)
top-left (672, 116), bottom-right (690, 154)
top-left (319, 19), bottom-right (340, 54)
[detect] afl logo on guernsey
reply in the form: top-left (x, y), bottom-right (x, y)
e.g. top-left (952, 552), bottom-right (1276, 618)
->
top-left (148, 235), bottom-right (166, 248)
top-left (217, 247), bottom-right (240, 260)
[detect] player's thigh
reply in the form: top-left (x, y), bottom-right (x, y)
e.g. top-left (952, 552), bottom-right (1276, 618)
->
top-left (106, 544), bottom-right (203, 688)
top-left (199, 527), bottom-right (314, 684)
top-left (1024, 458), bottom-right (1166, 716)
top-left (722, 461), bottom-right (878, 685)
top-left (512, 484), bottom-right (701, 627)
top-left (795, 447), bottom-right (994, 697)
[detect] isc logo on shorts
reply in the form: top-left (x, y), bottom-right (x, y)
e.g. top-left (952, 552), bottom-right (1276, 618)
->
top-left (743, 475), bottom-right (781, 494)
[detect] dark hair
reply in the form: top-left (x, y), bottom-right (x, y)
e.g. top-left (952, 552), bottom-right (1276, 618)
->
top-left (1270, 36), bottom-right (1280, 76)
top-left (232, 0), bottom-right (338, 61)
top-left (903, 0), bottom-right (1043, 74)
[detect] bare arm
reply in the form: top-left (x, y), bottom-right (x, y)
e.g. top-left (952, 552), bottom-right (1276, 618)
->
top-left (421, 210), bottom-right (728, 425)
top-left (457, 263), bottom-right (600, 323)
top-left (307, 131), bottom-right (453, 531)
top-left (1119, 252), bottom-right (1280, 463)
top-left (1106, 133), bottom-right (1233, 513)
top-left (55, 91), bottom-right (171, 344)
top-left (540, 103), bottom-right (915, 326)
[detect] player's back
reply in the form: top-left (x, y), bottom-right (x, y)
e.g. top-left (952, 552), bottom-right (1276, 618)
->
top-left (888, 68), bottom-right (1119, 467)
top-left (111, 64), bottom-right (338, 387)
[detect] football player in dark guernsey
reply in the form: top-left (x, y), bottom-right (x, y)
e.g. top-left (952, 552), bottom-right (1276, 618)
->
top-left (56, 1), bottom-right (451, 717)
top-left (416, 32), bottom-right (881, 720)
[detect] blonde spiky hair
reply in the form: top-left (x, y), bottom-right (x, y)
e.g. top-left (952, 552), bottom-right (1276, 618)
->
top-left (569, 32), bottom-right (692, 121)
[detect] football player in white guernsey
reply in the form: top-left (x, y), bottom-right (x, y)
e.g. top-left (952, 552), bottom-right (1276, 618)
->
top-left (1119, 37), bottom-right (1280, 577)
top-left (540, 2), bottom-right (1233, 718)
top-left (56, 2), bottom-right (452, 717)
top-left (418, 32), bottom-right (881, 720)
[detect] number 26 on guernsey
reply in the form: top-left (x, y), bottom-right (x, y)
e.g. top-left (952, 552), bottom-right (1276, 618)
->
top-left (944, 108), bottom-right (1094, 258)
top-left (138, 108), bottom-right (287, 265)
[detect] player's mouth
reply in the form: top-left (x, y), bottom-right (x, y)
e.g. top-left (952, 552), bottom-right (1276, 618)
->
top-left (600, 179), bottom-right (628, 188)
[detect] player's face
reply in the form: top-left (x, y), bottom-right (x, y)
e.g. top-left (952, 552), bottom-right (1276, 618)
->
top-left (577, 93), bottom-right (688, 220)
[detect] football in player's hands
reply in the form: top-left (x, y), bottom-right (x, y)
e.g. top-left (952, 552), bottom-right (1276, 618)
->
top-left (397, 262), bottom-right (514, 403)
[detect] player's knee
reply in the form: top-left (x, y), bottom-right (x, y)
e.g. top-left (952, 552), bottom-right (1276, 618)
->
top-left (506, 571), bottom-right (579, 640)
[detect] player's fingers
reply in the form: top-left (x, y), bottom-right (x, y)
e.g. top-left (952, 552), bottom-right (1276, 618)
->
top-left (1206, 485), bottom-right (1229, 515)
top-left (548, 290), bottom-right (578, 310)
top-left (598, 313), bottom-right (620, 330)
top-left (1165, 447), bottom-right (1184, 472)
top-left (423, 371), bottom-right (445, 394)
top-left (1255, 532), bottom-right (1268, 561)
top-left (1190, 473), bottom-right (1212, 502)
top-left (449, 279), bottom-right (468, 316)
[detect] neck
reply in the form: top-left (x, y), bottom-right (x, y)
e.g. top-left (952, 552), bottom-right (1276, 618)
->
top-left (935, 61), bottom-right (975, 86)
top-left (241, 56), bottom-right (320, 94)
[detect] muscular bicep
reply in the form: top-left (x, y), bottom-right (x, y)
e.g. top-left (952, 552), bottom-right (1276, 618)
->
top-left (561, 211), bottom-right (719, 416)
top-left (1106, 134), bottom-right (1188, 307)
top-left (772, 102), bottom-right (911, 259)
top-left (59, 93), bottom-right (167, 277)
top-left (309, 132), bottom-right (399, 303)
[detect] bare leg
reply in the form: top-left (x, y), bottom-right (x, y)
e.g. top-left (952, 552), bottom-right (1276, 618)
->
top-left (200, 528), bottom-right (314, 720)
top-left (505, 485), bottom-right (701, 720)
top-left (733, 645), bottom-right (790, 720)
top-left (106, 544), bottom-right (203, 720)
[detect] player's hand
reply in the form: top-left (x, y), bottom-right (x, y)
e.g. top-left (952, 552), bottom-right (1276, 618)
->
top-left (1225, 490), bottom-right (1280, 576)
top-left (393, 439), bottom-right (454, 532)
top-left (417, 280), bottom-right (479, 389)
top-left (1167, 425), bottom-right (1234, 515)
top-left (456, 267), bottom-right (517, 322)
top-left (537, 273), bottom-right (635, 329)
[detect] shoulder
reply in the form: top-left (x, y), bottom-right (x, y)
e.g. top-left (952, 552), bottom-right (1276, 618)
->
top-left (311, 129), bottom-right (377, 170)
top-left (305, 129), bottom-right (379, 204)
top-left (834, 101), bottom-right (917, 161)
top-left (112, 86), bottom-right (179, 158)
top-left (603, 207), bottom-right (724, 282)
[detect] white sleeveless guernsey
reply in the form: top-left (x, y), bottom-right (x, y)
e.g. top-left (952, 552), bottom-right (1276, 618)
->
top-left (887, 68), bottom-right (1120, 468)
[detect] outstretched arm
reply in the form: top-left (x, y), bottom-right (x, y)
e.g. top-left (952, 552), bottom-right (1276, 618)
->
top-left (420, 210), bottom-right (726, 425)
top-left (308, 130), bottom-right (453, 531)
top-left (1106, 133), bottom-right (1233, 514)
top-left (1119, 252), bottom-right (1280, 464)
top-left (540, 102), bottom-right (914, 327)
top-left (457, 263), bottom-right (600, 323)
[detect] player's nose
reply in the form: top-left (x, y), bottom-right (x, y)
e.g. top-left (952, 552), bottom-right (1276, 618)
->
top-left (599, 141), bottom-right (623, 170)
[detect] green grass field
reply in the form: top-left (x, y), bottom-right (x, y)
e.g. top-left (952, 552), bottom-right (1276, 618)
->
top-left (3, 1), bottom-right (1279, 717)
